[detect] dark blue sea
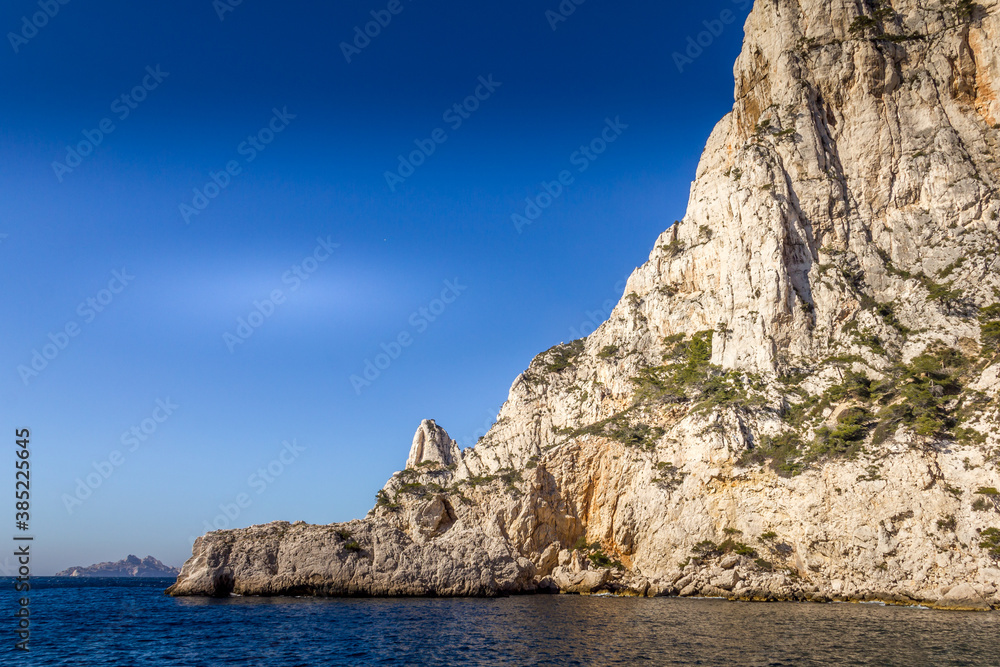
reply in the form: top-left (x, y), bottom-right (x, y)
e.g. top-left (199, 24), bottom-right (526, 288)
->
top-left (4, 577), bottom-right (1000, 665)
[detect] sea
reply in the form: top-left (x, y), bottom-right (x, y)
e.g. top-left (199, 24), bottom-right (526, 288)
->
top-left (4, 577), bottom-right (1000, 666)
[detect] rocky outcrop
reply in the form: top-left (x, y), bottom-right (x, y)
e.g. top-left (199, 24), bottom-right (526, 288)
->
top-left (58, 555), bottom-right (178, 577)
top-left (165, 520), bottom-right (535, 597)
top-left (405, 419), bottom-right (462, 470)
top-left (171, 0), bottom-right (1000, 609)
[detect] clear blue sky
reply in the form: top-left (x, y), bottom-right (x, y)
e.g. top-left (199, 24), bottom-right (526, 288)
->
top-left (0, 0), bottom-right (752, 573)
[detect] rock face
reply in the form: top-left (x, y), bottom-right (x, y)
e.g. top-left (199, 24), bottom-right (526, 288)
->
top-left (171, 0), bottom-right (1000, 609)
top-left (58, 555), bottom-right (179, 577)
top-left (406, 419), bottom-right (462, 470)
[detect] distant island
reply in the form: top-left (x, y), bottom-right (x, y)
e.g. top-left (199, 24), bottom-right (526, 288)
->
top-left (57, 555), bottom-right (179, 577)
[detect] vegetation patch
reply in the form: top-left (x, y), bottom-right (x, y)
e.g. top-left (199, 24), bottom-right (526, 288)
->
top-left (980, 528), bottom-right (1000, 559)
top-left (691, 539), bottom-right (756, 559)
top-left (937, 515), bottom-right (957, 532)
top-left (542, 339), bottom-right (585, 373)
top-left (557, 409), bottom-right (664, 450)
top-left (848, 0), bottom-right (925, 42)
top-left (375, 489), bottom-right (401, 511)
top-left (973, 498), bottom-right (993, 512)
top-left (754, 558), bottom-right (774, 571)
top-left (849, 15), bottom-right (878, 34)
top-left (398, 482), bottom-right (429, 496)
top-left (588, 551), bottom-right (624, 570)
top-left (952, 0), bottom-right (981, 21)
top-left (598, 345), bottom-right (620, 360)
top-left (653, 461), bottom-right (688, 490)
top-left (738, 432), bottom-right (807, 477)
top-left (660, 237), bottom-right (685, 258)
top-left (938, 258), bottom-right (966, 280)
top-left (746, 340), bottom-right (990, 477)
top-left (572, 537), bottom-right (624, 569)
top-left (974, 488), bottom-right (1000, 512)
top-left (692, 540), bottom-right (721, 558)
top-left (979, 305), bottom-right (1000, 356)
top-left (630, 331), bottom-right (768, 413)
top-left (920, 274), bottom-right (963, 308)
top-left (718, 539), bottom-right (757, 557)
top-left (813, 407), bottom-right (873, 459)
top-left (780, 345), bottom-right (975, 454)
top-left (498, 468), bottom-right (524, 495)
top-left (872, 345), bottom-right (970, 441)
top-left (875, 302), bottom-right (911, 337)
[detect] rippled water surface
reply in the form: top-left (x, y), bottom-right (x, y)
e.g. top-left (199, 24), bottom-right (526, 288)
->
top-left (7, 578), bottom-right (1000, 665)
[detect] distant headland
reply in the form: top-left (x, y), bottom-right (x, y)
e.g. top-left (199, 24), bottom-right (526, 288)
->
top-left (57, 555), bottom-right (179, 577)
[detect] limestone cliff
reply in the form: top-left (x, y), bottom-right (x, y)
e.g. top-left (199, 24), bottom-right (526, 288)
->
top-left (169, 0), bottom-right (1000, 610)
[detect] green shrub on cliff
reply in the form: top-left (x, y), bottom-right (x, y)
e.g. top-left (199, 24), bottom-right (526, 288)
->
top-left (653, 461), bottom-right (688, 490)
top-left (588, 551), bottom-right (624, 570)
top-left (692, 540), bottom-right (720, 557)
top-left (878, 345), bottom-right (968, 439)
top-left (979, 528), bottom-right (1000, 559)
top-left (557, 410), bottom-right (664, 450)
top-left (812, 407), bottom-right (872, 458)
top-left (953, 0), bottom-right (981, 21)
top-left (543, 339), bottom-right (585, 373)
top-left (738, 432), bottom-right (806, 477)
top-left (980, 305), bottom-right (1000, 354)
top-left (629, 331), bottom-right (767, 413)
top-left (606, 419), bottom-right (665, 449)
top-left (598, 345), bottom-right (619, 359)
top-left (937, 515), bottom-right (957, 532)
top-left (718, 539), bottom-right (757, 557)
top-left (375, 489), bottom-right (400, 511)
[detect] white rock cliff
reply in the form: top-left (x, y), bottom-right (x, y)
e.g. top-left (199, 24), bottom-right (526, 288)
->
top-left (170, 0), bottom-right (1000, 610)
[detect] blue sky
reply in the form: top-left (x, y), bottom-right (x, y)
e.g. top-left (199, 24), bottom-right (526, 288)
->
top-left (0, 0), bottom-right (752, 573)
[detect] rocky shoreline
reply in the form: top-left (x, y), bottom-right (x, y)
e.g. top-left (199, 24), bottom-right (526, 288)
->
top-left (166, 517), bottom-right (996, 611)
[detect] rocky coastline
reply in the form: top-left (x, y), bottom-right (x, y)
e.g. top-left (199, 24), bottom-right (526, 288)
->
top-left (170, 0), bottom-right (1000, 610)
